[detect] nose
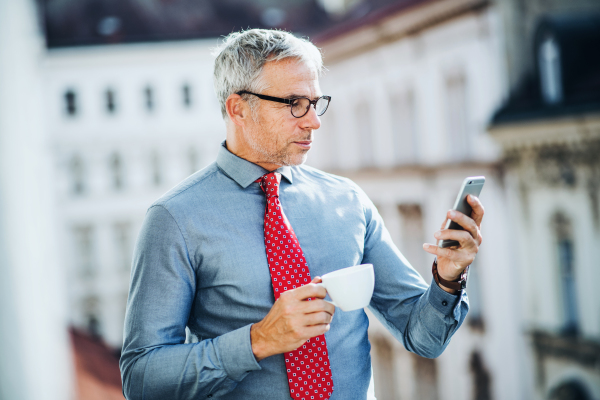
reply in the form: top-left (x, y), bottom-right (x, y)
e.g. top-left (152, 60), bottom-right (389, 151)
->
top-left (299, 103), bottom-right (321, 130)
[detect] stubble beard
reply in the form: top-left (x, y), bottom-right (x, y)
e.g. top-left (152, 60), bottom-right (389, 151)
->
top-left (247, 125), bottom-right (311, 167)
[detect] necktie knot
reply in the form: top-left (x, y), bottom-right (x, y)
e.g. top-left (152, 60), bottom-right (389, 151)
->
top-left (259, 172), bottom-right (281, 198)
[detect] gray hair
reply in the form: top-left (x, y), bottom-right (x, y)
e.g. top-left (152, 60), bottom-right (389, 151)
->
top-left (213, 29), bottom-right (323, 120)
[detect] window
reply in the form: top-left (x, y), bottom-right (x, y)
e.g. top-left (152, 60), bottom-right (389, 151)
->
top-left (144, 86), bottom-right (154, 112)
top-left (356, 102), bottom-right (373, 168)
top-left (469, 351), bottom-right (491, 400)
top-left (73, 225), bottom-right (95, 276)
top-left (552, 212), bottom-right (579, 334)
top-left (466, 259), bottom-right (484, 330)
top-left (444, 73), bottom-right (469, 160)
top-left (371, 335), bottom-right (397, 400)
top-left (150, 151), bottom-right (161, 186)
top-left (539, 36), bottom-right (563, 105)
top-left (113, 222), bottom-right (132, 272)
top-left (64, 90), bottom-right (77, 116)
top-left (83, 296), bottom-right (101, 337)
top-left (321, 110), bottom-right (338, 170)
top-left (105, 88), bottom-right (116, 114)
top-left (69, 155), bottom-right (85, 195)
top-left (182, 84), bottom-right (192, 108)
top-left (412, 355), bottom-right (439, 400)
top-left (390, 90), bottom-right (418, 164)
top-left (548, 381), bottom-right (591, 400)
top-left (398, 204), bottom-right (425, 277)
top-left (109, 153), bottom-right (124, 190)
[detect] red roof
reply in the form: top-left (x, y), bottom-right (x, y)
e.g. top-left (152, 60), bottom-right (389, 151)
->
top-left (70, 327), bottom-right (124, 400)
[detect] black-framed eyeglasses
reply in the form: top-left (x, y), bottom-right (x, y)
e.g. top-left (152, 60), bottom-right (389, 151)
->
top-left (236, 90), bottom-right (331, 118)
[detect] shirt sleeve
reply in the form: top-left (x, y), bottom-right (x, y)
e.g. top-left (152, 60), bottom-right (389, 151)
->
top-left (353, 184), bottom-right (470, 359)
top-left (119, 205), bottom-right (261, 400)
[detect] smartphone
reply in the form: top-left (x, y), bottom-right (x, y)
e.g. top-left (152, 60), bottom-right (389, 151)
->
top-left (438, 176), bottom-right (485, 248)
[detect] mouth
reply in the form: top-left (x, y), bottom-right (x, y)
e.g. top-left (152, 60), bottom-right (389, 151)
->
top-left (293, 140), bottom-right (312, 150)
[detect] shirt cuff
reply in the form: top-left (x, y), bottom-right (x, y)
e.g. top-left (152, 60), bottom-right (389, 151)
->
top-left (428, 277), bottom-right (463, 317)
top-left (215, 323), bottom-right (262, 381)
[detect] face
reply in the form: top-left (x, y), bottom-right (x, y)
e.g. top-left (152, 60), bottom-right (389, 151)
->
top-left (241, 58), bottom-right (322, 170)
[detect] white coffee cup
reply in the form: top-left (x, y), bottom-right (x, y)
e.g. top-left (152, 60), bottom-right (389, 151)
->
top-left (315, 264), bottom-right (374, 312)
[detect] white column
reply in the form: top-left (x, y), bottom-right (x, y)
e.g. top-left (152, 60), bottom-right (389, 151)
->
top-left (0, 1), bottom-right (73, 399)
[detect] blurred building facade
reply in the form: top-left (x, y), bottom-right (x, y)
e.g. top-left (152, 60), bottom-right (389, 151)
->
top-left (7, 0), bottom-right (597, 399)
top-left (311, 1), bottom-right (517, 399)
top-left (489, 4), bottom-right (600, 400)
top-left (311, 0), bottom-right (600, 399)
top-left (43, 40), bottom-right (224, 348)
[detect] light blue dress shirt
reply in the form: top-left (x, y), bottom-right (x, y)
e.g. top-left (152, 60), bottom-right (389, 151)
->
top-left (120, 142), bottom-right (469, 400)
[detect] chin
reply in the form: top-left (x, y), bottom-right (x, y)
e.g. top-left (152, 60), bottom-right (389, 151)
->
top-left (282, 151), bottom-right (308, 167)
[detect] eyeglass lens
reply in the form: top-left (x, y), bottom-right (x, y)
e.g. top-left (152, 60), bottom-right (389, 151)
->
top-left (291, 97), bottom-right (330, 118)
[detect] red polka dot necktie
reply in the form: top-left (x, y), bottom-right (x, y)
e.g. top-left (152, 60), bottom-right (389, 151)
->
top-left (258, 172), bottom-right (334, 400)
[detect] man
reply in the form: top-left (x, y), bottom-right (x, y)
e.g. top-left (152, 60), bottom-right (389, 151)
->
top-left (120, 29), bottom-right (484, 400)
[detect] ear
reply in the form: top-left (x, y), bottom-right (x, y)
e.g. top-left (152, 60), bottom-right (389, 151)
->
top-left (225, 93), bottom-right (250, 127)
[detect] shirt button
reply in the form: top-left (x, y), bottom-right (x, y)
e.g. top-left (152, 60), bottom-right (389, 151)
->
top-left (442, 300), bottom-right (448, 306)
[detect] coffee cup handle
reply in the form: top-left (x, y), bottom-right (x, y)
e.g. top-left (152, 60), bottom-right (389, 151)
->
top-left (314, 283), bottom-right (337, 307)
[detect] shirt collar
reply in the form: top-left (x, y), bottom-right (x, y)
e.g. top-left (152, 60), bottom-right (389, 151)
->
top-left (216, 141), bottom-right (293, 188)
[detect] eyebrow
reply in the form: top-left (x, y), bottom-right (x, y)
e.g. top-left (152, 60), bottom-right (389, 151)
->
top-left (286, 93), bottom-right (324, 101)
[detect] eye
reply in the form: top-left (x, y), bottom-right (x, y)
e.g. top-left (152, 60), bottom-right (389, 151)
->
top-left (290, 98), bottom-right (303, 110)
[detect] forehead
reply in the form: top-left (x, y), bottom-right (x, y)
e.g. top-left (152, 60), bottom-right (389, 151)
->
top-left (260, 58), bottom-right (320, 96)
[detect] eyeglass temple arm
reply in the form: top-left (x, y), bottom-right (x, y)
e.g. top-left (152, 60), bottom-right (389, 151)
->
top-left (236, 91), bottom-right (292, 105)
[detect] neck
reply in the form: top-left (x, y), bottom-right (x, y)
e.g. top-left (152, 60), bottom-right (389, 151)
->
top-left (225, 128), bottom-right (283, 172)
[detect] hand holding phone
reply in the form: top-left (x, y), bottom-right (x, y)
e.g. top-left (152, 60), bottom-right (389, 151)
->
top-left (422, 176), bottom-right (485, 291)
top-left (438, 176), bottom-right (485, 248)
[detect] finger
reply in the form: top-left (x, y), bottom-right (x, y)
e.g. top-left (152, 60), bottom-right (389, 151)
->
top-left (304, 323), bottom-right (331, 339)
top-left (289, 281), bottom-right (327, 301)
top-left (446, 209), bottom-right (478, 241)
top-left (302, 298), bottom-right (335, 316)
top-left (423, 243), bottom-right (456, 258)
top-left (423, 243), bottom-right (472, 265)
top-left (434, 229), bottom-right (476, 248)
top-left (304, 311), bottom-right (333, 326)
top-left (467, 195), bottom-right (485, 227)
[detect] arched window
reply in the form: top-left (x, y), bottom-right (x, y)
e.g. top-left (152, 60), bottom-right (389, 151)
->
top-left (113, 222), bottom-right (132, 272)
top-left (83, 296), bottom-right (101, 337)
top-left (69, 155), bottom-right (85, 195)
top-left (469, 351), bottom-right (492, 400)
top-left (73, 225), bottom-right (95, 276)
top-left (548, 380), bottom-right (590, 400)
top-left (397, 204), bottom-right (425, 277)
top-left (390, 89), bottom-right (418, 165)
top-left (371, 335), bottom-right (398, 400)
top-left (539, 36), bottom-right (563, 105)
top-left (64, 90), bottom-right (78, 116)
top-left (412, 353), bottom-right (439, 400)
top-left (109, 153), bottom-right (124, 190)
top-left (144, 86), bottom-right (154, 112)
top-left (445, 72), bottom-right (469, 160)
top-left (356, 101), bottom-right (373, 168)
top-left (182, 84), bottom-right (193, 108)
top-left (551, 212), bottom-right (579, 334)
top-left (466, 258), bottom-right (485, 330)
top-left (105, 88), bottom-right (116, 114)
top-left (321, 109), bottom-right (338, 170)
